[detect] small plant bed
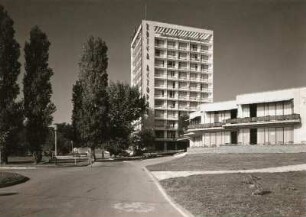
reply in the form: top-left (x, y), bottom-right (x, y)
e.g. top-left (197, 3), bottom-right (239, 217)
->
top-left (160, 172), bottom-right (306, 217)
top-left (0, 172), bottom-right (29, 188)
top-left (147, 153), bottom-right (306, 171)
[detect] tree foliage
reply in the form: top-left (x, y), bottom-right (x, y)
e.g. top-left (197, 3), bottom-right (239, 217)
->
top-left (76, 36), bottom-right (109, 151)
top-left (132, 128), bottom-right (155, 153)
top-left (178, 113), bottom-right (189, 136)
top-left (23, 26), bottom-right (56, 163)
top-left (107, 82), bottom-right (147, 151)
top-left (0, 5), bottom-right (22, 163)
top-left (71, 80), bottom-right (83, 147)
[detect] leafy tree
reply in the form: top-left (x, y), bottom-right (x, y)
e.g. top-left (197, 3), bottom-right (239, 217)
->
top-left (178, 113), bottom-right (189, 137)
top-left (131, 128), bottom-right (155, 155)
top-left (0, 5), bottom-right (22, 164)
top-left (71, 80), bottom-right (83, 147)
top-left (77, 36), bottom-right (109, 159)
top-left (107, 82), bottom-right (147, 152)
top-left (23, 26), bottom-right (56, 163)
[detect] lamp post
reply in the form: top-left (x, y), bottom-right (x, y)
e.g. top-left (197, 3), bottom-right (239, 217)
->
top-left (51, 124), bottom-right (58, 157)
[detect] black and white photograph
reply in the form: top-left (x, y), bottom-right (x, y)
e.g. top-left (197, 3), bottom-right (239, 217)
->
top-left (0, 0), bottom-right (305, 216)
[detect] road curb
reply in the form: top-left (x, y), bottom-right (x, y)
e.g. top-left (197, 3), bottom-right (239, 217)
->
top-left (0, 166), bottom-right (36, 170)
top-left (143, 166), bottom-right (194, 217)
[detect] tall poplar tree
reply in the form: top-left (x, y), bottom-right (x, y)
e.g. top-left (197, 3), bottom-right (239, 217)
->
top-left (23, 26), bottom-right (56, 163)
top-left (0, 5), bottom-right (22, 164)
top-left (78, 36), bottom-right (109, 157)
top-left (71, 80), bottom-right (83, 147)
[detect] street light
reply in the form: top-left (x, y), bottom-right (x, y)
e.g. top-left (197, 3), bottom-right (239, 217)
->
top-left (51, 124), bottom-right (58, 157)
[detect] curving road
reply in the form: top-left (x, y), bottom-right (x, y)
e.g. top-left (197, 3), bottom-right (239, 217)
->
top-left (0, 160), bottom-right (183, 217)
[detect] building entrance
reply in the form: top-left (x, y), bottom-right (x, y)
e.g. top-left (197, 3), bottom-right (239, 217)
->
top-left (230, 131), bottom-right (238, 144)
top-left (250, 128), bottom-right (257, 144)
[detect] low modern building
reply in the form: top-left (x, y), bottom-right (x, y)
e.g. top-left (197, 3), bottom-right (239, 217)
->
top-left (186, 87), bottom-right (306, 148)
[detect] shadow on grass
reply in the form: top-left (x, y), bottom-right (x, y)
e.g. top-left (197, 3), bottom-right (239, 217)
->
top-left (0, 172), bottom-right (30, 188)
top-left (0, 192), bottom-right (18, 196)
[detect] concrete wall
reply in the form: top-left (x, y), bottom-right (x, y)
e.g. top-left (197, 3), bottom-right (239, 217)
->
top-left (293, 87), bottom-right (306, 143)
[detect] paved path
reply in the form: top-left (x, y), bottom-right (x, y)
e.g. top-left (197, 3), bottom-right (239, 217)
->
top-left (0, 161), bottom-right (184, 217)
top-left (151, 163), bottom-right (306, 180)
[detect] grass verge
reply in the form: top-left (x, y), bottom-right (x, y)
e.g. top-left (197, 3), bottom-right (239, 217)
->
top-left (147, 153), bottom-right (306, 171)
top-left (0, 172), bottom-right (29, 188)
top-left (160, 172), bottom-right (306, 217)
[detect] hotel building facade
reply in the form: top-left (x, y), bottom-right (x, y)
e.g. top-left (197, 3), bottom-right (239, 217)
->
top-left (187, 87), bottom-right (306, 147)
top-left (130, 20), bottom-right (213, 150)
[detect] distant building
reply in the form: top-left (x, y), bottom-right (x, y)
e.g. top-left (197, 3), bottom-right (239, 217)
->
top-left (130, 20), bottom-right (214, 151)
top-left (186, 87), bottom-right (306, 147)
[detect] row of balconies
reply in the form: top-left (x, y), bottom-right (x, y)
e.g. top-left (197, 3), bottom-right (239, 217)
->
top-left (187, 114), bottom-right (301, 130)
top-left (155, 75), bottom-right (211, 83)
top-left (154, 95), bottom-right (209, 101)
top-left (155, 43), bottom-right (212, 53)
top-left (225, 114), bottom-right (301, 124)
top-left (154, 64), bottom-right (211, 71)
top-left (155, 55), bottom-right (212, 64)
top-left (154, 86), bottom-right (212, 92)
top-left (155, 106), bottom-right (198, 111)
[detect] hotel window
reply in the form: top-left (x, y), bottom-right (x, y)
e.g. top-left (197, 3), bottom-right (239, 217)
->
top-left (201, 64), bottom-right (208, 70)
top-left (191, 44), bottom-right (197, 51)
top-left (168, 51), bottom-right (176, 58)
top-left (179, 62), bottom-right (187, 69)
top-left (178, 52), bottom-right (187, 60)
top-left (191, 53), bottom-right (198, 60)
top-left (167, 61), bottom-right (175, 68)
top-left (201, 55), bottom-right (208, 60)
top-left (170, 101), bottom-right (176, 108)
top-left (201, 45), bottom-right (209, 51)
top-left (155, 131), bottom-right (164, 138)
top-left (169, 71), bottom-right (175, 77)
top-left (167, 131), bottom-right (176, 138)
top-left (168, 40), bottom-right (176, 48)
top-left (169, 90), bottom-right (175, 98)
top-left (155, 49), bottom-right (161, 57)
top-left (178, 42), bottom-right (187, 50)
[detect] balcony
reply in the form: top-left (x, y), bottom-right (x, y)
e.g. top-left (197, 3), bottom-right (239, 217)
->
top-left (155, 43), bottom-right (166, 48)
top-left (167, 45), bottom-right (177, 50)
top-left (155, 105), bottom-right (166, 109)
top-left (167, 55), bottom-right (177, 60)
top-left (155, 115), bottom-right (166, 120)
top-left (167, 76), bottom-right (178, 80)
top-left (155, 85), bottom-right (166, 89)
top-left (178, 77), bottom-right (187, 80)
top-left (188, 122), bottom-right (223, 130)
top-left (155, 64), bottom-right (166, 69)
top-left (154, 95), bottom-right (166, 99)
top-left (190, 67), bottom-right (199, 72)
top-left (178, 46), bottom-right (188, 51)
top-left (224, 114), bottom-right (301, 128)
top-left (155, 74), bottom-right (166, 79)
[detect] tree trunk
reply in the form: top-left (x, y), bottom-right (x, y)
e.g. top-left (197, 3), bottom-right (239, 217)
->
top-left (91, 147), bottom-right (96, 162)
top-left (0, 149), bottom-right (8, 164)
top-left (33, 151), bottom-right (42, 164)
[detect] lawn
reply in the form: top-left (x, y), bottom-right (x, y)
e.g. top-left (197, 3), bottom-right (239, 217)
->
top-left (147, 153), bottom-right (306, 171)
top-left (160, 172), bottom-right (306, 217)
top-left (0, 172), bottom-right (29, 188)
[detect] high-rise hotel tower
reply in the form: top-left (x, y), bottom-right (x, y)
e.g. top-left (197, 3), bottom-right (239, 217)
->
top-left (131, 20), bottom-right (213, 150)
